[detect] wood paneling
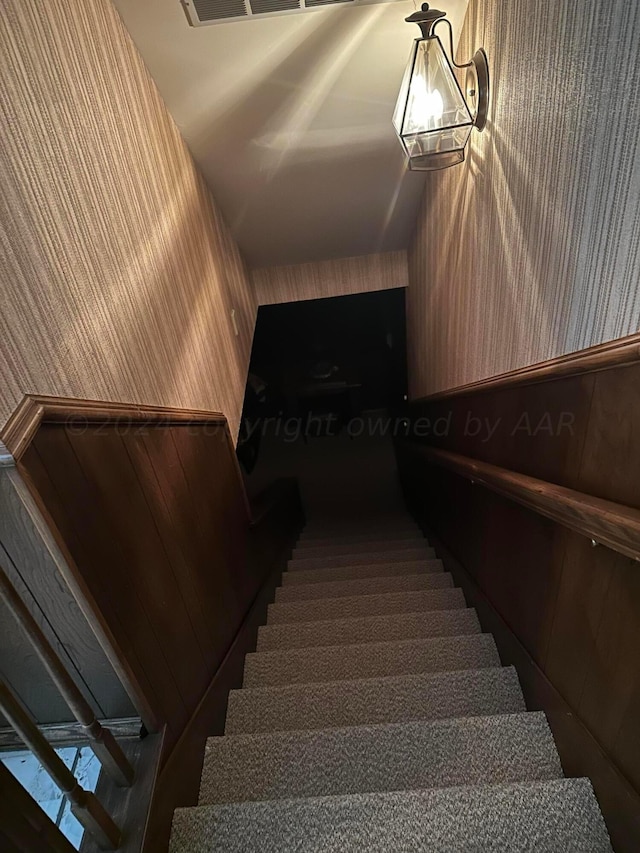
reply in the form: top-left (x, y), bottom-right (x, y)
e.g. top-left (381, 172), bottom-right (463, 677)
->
top-left (578, 367), bottom-right (640, 509)
top-left (544, 531), bottom-right (614, 709)
top-left (251, 251), bottom-right (408, 306)
top-left (0, 469), bottom-right (133, 725)
top-left (406, 443), bottom-right (640, 563)
top-left (7, 397), bottom-right (303, 768)
top-left (409, 372), bottom-right (595, 488)
top-left (144, 486), bottom-right (301, 852)
top-left (399, 354), bottom-right (640, 849)
top-left (0, 0), bottom-right (255, 439)
top-left (407, 0), bottom-right (640, 400)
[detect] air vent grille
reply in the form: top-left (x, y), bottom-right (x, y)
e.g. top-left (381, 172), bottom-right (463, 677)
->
top-left (192, 0), bottom-right (248, 21)
top-left (248, 0), bottom-right (300, 12)
top-left (185, 0), bottom-right (375, 26)
top-left (305, 0), bottom-right (353, 6)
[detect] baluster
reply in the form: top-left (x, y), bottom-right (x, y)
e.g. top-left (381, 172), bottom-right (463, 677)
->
top-left (0, 759), bottom-right (77, 852)
top-left (0, 681), bottom-right (121, 850)
top-left (0, 564), bottom-right (134, 787)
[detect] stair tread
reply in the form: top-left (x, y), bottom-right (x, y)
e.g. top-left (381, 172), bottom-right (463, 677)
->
top-left (293, 538), bottom-right (429, 558)
top-left (172, 779), bottom-right (612, 852)
top-left (198, 713), bottom-right (563, 805)
top-left (275, 572), bottom-right (454, 602)
top-left (244, 633), bottom-right (499, 687)
top-left (225, 666), bottom-right (525, 734)
top-left (282, 560), bottom-right (444, 586)
top-left (170, 513), bottom-right (611, 852)
top-left (257, 608), bottom-right (481, 652)
top-left (289, 548), bottom-right (436, 571)
top-left (267, 587), bottom-right (465, 625)
top-left (301, 519), bottom-right (419, 533)
top-left (300, 529), bottom-right (422, 543)
top-left (298, 530), bottom-right (423, 548)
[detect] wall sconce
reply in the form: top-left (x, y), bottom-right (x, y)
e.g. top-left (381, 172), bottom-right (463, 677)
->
top-left (393, 3), bottom-right (489, 171)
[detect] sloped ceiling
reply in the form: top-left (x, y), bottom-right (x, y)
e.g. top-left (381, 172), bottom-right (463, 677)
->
top-left (113, 0), bottom-right (468, 266)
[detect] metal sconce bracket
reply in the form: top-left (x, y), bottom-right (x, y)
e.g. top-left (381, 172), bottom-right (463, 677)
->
top-left (467, 48), bottom-right (489, 130)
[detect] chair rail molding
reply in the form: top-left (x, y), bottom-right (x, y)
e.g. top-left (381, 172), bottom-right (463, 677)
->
top-left (414, 332), bottom-right (640, 402)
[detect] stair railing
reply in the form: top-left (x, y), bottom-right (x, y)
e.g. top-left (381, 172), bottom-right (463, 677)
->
top-left (0, 560), bottom-right (134, 787)
top-left (401, 442), bottom-right (640, 563)
top-left (0, 680), bottom-right (121, 849)
top-left (0, 553), bottom-right (131, 849)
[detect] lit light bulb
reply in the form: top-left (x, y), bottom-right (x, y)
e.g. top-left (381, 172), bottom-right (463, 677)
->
top-left (425, 88), bottom-right (444, 121)
top-left (406, 74), bottom-right (444, 132)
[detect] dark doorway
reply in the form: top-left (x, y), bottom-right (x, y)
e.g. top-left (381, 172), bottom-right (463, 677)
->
top-left (237, 288), bottom-right (408, 507)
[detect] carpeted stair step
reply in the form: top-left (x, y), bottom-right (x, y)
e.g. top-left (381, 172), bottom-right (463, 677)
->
top-left (281, 559), bottom-right (444, 586)
top-left (171, 778), bottom-right (612, 852)
top-left (293, 537), bottom-right (429, 558)
top-left (297, 529), bottom-right (424, 549)
top-left (267, 587), bottom-right (465, 625)
top-left (299, 527), bottom-right (422, 544)
top-left (288, 547), bottom-right (436, 571)
top-left (225, 666), bottom-right (525, 734)
top-left (197, 712), bottom-right (562, 805)
top-left (274, 572), bottom-right (454, 603)
top-left (244, 633), bottom-right (499, 687)
top-left (301, 518), bottom-right (419, 534)
top-left (257, 608), bottom-right (481, 652)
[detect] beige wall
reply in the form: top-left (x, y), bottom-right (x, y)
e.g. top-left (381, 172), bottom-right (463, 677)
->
top-left (407, 0), bottom-right (640, 399)
top-left (0, 0), bottom-right (256, 438)
top-left (252, 251), bottom-right (408, 305)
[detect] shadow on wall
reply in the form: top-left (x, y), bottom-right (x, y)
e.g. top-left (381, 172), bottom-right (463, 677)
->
top-left (407, 0), bottom-right (640, 398)
top-left (0, 0), bottom-right (255, 438)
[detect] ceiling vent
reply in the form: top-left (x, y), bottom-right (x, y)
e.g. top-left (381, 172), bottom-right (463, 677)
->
top-left (183, 0), bottom-right (366, 26)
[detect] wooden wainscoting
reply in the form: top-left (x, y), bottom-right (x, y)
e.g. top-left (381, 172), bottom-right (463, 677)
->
top-left (398, 341), bottom-right (640, 851)
top-left (1, 397), bottom-right (303, 769)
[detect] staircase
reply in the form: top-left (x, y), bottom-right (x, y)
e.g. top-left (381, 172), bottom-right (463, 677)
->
top-left (169, 513), bottom-right (612, 851)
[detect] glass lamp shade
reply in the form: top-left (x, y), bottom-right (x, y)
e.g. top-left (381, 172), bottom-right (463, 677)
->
top-left (393, 36), bottom-right (473, 170)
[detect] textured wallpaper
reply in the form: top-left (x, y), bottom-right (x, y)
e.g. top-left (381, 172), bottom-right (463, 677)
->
top-left (0, 0), bottom-right (256, 437)
top-left (252, 251), bottom-right (408, 305)
top-left (407, 0), bottom-right (640, 398)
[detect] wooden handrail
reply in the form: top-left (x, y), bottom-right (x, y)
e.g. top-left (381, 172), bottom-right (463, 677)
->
top-left (404, 443), bottom-right (640, 563)
top-left (413, 332), bottom-right (640, 402)
top-left (0, 680), bottom-right (121, 850)
top-left (0, 561), bottom-right (134, 788)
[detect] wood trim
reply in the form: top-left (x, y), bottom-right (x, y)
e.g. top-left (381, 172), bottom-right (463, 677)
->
top-left (413, 332), bottom-right (640, 403)
top-left (1, 396), bottom-right (228, 462)
top-left (1, 394), bottom-right (253, 524)
top-left (407, 443), bottom-right (640, 563)
top-left (0, 717), bottom-right (140, 750)
top-left (82, 730), bottom-right (166, 853)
